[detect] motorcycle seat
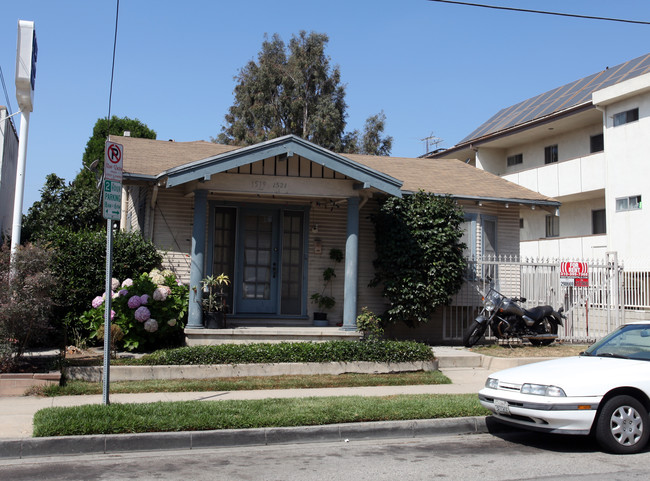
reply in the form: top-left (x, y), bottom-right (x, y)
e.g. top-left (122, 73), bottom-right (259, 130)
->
top-left (523, 305), bottom-right (553, 322)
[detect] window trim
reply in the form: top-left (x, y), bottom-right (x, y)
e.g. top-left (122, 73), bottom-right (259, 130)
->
top-left (507, 153), bottom-right (523, 166)
top-left (613, 108), bottom-right (639, 127)
top-left (590, 133), bottom-right (604, 153)
top-left (616, 195), bottom-right (642, 212)
top-left (545, 215), bottom-right (559, 238)
top-left (544, 144), bottom-right (558, 164)
top-left (592, 209), bottom-right (606, 235)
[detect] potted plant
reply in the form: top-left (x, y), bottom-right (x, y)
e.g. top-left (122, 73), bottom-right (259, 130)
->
top-left (201, 273), bottom-right (230, 329)
top-left (310, 248), bottom-right (343, 326)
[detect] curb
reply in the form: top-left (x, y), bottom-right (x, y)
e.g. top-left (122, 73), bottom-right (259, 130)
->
top-left (0, 416), bottom-right (507, 459)
top-left (64, 360), bottom-right (439, 383)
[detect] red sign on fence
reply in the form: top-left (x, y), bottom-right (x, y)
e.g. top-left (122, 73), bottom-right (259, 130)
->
top-left (561, 262), bottom-right (588, 278)
top-left (560, 261), bottom-right (589, 287)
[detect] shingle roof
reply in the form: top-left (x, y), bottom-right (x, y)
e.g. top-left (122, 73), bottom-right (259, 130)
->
top-left (116, 136), bottom-right (556, 205)
top-left (345, 154), bottom-right (555, 203)
top-left (112, 135), bottom-right (238, 177)
top-left (459, 52), bottom-right (650, 144)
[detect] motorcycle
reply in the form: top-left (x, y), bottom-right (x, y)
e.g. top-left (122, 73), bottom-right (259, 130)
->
top-left (463, 278), bottom-right (565, 347)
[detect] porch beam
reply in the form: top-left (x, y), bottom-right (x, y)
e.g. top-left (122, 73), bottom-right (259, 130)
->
top-left (342, 196), bottom-right (359, 330)
top-left (188, 189), bottom-right (208, 329)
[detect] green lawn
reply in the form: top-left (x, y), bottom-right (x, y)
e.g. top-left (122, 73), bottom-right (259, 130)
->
top-left (35, 371), bottom-right (450, 396)
top-left (33, 394), bottom-right (487, 437)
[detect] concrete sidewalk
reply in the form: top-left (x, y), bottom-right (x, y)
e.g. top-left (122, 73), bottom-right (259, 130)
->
top-left (0, 347), bottom-right (525, 458)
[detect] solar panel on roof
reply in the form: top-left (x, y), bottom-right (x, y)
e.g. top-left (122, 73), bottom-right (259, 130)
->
top-left (458, 52), bottom-right (650, 144)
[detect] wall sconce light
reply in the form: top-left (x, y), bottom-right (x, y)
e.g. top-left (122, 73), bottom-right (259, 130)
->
top-left (531, 205), bottom-right (536, 210)
top-left (505, 203), bottom-right (509, 209)
top-left (314, 239), bottom-right (322, 255)
top-left (477, 201), bottom-right (483, 207)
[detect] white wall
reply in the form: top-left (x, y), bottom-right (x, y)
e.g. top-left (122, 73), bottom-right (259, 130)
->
top-left (600, 87), bottom-right (650, 269)
top-left (0, 108), bottom-right (19, 239)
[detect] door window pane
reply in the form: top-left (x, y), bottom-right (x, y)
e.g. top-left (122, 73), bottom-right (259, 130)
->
top-left (281, 211), bottom-right (304, 315)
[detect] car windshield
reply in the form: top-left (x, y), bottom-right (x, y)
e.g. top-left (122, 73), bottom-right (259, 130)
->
top-left (583, 324), bottom-right (650, 361)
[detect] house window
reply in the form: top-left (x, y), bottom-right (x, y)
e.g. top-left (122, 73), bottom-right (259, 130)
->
top-left (507, 153), bottom-right (523, 166)
top-left (592, 209), bottom-right (606, 234)
top-left (590, 134), bottom-right (604, 153)
top-left (544, 144), bottom-right (558, 164)
top-left (545, 215), bottom-right (559, 238)
top-left (519, 218), bottom-right (524, 229)
top-left (613, 108), bottom-right (639, 127)
top-left (616, 195), bottom-right (642, 212)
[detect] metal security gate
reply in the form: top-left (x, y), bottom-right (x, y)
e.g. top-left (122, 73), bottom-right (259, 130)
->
top-left (443, 254), bottom-right (625, 343)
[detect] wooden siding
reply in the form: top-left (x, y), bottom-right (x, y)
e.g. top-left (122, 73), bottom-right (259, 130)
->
top-left (152, 189), bottom-right (194, 283)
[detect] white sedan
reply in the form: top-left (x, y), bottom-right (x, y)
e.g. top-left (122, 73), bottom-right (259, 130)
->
top-left (479, 322), bottom-right (650, 454)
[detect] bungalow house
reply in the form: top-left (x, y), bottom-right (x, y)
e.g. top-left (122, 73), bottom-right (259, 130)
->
top-left (116, 133), bottom-right (558, 344)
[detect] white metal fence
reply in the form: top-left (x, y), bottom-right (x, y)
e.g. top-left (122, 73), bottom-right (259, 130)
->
top-left (442, 253), bottom-right (643, 343)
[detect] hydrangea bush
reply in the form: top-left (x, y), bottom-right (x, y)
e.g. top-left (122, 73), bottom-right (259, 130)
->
top-left (80, 269), bottom-right (189, 351)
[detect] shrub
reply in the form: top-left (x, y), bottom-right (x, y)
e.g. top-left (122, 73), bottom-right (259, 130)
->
top-left (40, 227), bottom-right (163, 342)
top-left (134, 340), bottom-right (435, 365)
top-left (356, 307), bottom-right (384, 340)
top-left (371, 192), bottom-right (466, 326)
top-left (0, 243), bottom-right (57, 371)
top-left (80, 269), bottom-right (188, 351)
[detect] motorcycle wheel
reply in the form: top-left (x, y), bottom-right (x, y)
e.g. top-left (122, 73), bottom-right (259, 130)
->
top-left (463, 320), bottom-right (487, 347)
top-left (529, 317), bottom-right (558, 346)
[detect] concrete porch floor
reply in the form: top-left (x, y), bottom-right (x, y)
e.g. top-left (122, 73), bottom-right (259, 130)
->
top-left (185, 326), bottom-right (364, 345)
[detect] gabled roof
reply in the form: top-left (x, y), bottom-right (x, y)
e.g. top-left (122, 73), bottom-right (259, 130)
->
top-left (117, 134), bottom-right (404, 198)
top-left (115, 134), bottom-right (558, 206)
top-left (457, 52), bottom-right (650, 145)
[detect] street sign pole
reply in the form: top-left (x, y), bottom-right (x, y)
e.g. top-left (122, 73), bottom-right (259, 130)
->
top-left (102, 140), bottom-right (123, 405)
top-left (103, 218), bottom-right (113, 405)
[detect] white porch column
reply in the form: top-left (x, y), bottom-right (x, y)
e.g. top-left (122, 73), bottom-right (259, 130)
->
top-left (187, 190), bottom-right (208, 328)
top-left (342, 196), bottom-right (359, 330)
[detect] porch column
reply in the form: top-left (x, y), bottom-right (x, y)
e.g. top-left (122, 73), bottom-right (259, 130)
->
top-left (187, 190), bottom-right (208, 329)
top-left (342, 196), bottom-right (359, 330)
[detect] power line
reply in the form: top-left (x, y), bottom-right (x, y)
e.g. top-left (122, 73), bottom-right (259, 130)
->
top-left (0, 64), bottom-right (15, 128)
top-left (427, 0), bottom-right (650, 25)
top-left (106, 0), bottom-right (120, 137)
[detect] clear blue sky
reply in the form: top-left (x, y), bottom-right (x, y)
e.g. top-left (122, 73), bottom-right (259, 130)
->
top-left (2, 0), bottom-right (649, 212)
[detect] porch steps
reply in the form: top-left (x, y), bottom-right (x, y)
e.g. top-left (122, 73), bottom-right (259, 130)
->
top-left (185, 326), bottom-right (363, 346)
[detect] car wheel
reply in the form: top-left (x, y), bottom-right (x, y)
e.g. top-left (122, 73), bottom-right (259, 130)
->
top-left (595, 395), bottom-right (650, 454)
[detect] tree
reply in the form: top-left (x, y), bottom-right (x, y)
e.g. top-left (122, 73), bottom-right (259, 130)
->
top-left (371, 192), bottom-right (466, 326)
top-left (344, 111), bottom-right (393, 156)
top-left (0, 242), bottom-right (56, 369)
top-left (216, 31), bottom-right (392, 155)
top-left (22, 116), bottom-right (156, 242)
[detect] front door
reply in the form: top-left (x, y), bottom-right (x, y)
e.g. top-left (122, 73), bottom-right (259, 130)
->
top-left (238, 209), bottom-right (280, 314)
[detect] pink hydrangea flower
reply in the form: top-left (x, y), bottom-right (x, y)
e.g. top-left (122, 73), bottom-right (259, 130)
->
top-left (92, 296), bottom-right (104, 309)
top-left (127, 295), bottom-right (142, 309)
top-left (111, 278), bottom-right (120, 291)
top-left (144, 319), bottom-right (159, 333)
top-left (121, 278), bottom-right (133, 287)
top-left (168, 319), bottom-right (177, 327)
top-left (153, 286), bottom-right (172, 302)
top-left (134, 306), bottom-right (151, 322)
top-left (111, 310), bottom-right (116, 321)
top-left (140, 294), bottom-right (150, 305)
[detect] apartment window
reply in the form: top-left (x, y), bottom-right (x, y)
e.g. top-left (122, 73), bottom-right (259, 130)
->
top-left (592, 209), bottom-right (606, 234)
top-left (507, 153), bottom-right (523, 166)
top-left (590, 134), bottom-right (604, 153)
top-left (544, 144), bottom-right (558, 164)
top-left (545, 215), bottom-right (559, 238)
top-left (613, 108), bottom-right (639, 127)
top-left (616, 195), bottom-right (642, 212)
